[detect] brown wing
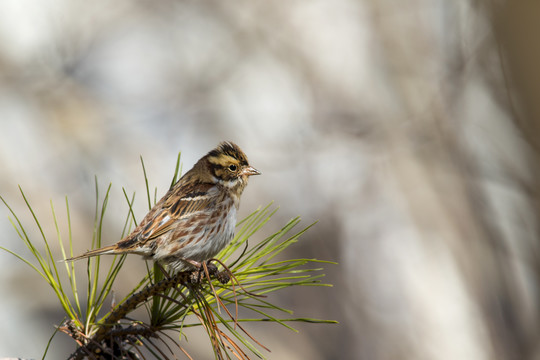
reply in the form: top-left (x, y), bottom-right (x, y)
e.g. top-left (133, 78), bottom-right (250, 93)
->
top-left (117, 182), bottom-right (216, 249)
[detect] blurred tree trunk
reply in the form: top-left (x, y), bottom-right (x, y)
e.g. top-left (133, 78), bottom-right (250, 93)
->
top-left (490, 3), bottom-right (540, 357)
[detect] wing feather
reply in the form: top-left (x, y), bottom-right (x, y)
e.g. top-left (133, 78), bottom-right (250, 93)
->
top-left (137, 183), bottom-right (216, 242)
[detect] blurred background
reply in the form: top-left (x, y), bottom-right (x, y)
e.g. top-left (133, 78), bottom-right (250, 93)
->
top-left (1, 1), bottom-right (540, 359)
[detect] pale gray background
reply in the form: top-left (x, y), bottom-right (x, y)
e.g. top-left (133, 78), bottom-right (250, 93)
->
top-left (1, 1), bottom-right (539, 359)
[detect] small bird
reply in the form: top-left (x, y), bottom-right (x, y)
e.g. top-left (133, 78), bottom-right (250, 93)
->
top-left (67, 141), bottom-right (260, 272)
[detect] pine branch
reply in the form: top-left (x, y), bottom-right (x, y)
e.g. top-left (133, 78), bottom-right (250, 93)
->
top-left (1, 154), bottom-right (337, 359)
top-left (68, 271), bottom-right (194, 359)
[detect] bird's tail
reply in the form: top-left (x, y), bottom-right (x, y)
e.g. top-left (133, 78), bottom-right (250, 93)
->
top-left (64, 245), bottom-right (120, 262)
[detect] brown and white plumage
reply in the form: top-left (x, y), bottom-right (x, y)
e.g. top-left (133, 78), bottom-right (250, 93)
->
top-left (67, 141), bottom-right (260, 272)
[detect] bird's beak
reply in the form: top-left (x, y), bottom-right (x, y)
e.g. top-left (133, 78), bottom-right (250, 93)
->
top-left (242, 166), bottom-right (261, 176)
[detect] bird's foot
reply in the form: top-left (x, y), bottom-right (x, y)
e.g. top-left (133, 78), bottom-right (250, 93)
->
top-left (188, 260), bottom-right (229, 284)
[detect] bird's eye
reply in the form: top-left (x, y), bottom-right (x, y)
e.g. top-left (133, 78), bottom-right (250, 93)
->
top-left (228, 164), bottom-right (237, 171)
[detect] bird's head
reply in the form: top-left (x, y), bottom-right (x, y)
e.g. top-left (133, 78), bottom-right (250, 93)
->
top-left (203, 141), bottom-right (260, 192)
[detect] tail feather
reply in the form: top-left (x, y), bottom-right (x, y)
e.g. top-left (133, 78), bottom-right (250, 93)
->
top-left (64, 245), bottom-right (120, 261)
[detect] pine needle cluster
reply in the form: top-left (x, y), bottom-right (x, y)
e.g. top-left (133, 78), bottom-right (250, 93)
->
top-left (1, 154), bottom-right (335, 359)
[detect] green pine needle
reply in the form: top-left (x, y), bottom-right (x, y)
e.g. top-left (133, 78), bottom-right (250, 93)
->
top-left (0, 155), bottom-right (336, 359)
